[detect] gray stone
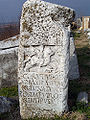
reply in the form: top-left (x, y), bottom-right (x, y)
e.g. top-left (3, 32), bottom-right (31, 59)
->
top-left (77, 92), bottom-right (88, 104)
top-left (0, 35), bottom-right (19, 88)
top-left (0, 96), bottom-right (17, 114)
top-left (69, 37), bottom-right (80, 80)
top-left (18, 0), bottom-right (75, 119)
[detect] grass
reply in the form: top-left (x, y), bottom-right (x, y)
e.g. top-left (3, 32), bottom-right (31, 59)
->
top-left (0, 112), bottom-right (9, 120)
top-left (74, 31), bottom-right (90, 81)
top-left (68, 79), bottom-right (90, 119)
top-left (68, 30), bottom-right (90, 119)
top-left (72, 102), bottom-right (90, 119)
top-left (0, 86), bottom-right (18, 98)
top-left (69, 80), bottom-right (90, 101)
top-left (72, 31), bottom-right (81, 40)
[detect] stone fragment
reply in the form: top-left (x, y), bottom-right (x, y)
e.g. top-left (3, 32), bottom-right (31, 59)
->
top-left (77, 92), bottom-right (88, 104)
top-left (0, 35), bottom-right (19, 88)
top-left (69, 36), bottom-right (80, 80)
top-left (0, 35), bottom-right (19, 50)
top-left (18, 0), bottom-right (75, 119)
top-left (0, 96), bottom-right (17, 114)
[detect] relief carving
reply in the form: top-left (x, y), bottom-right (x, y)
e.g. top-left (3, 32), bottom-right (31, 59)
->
top-left (24, 46), bottom-right (55, 72)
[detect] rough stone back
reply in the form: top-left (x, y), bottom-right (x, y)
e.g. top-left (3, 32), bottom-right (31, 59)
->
top-left (18, 0), bottom-right (75, 119)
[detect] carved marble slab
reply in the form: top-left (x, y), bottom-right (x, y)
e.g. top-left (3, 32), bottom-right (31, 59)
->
top-left (18, 0), bottom-right (74, 119)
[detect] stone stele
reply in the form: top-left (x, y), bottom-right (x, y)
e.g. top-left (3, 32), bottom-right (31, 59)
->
top-left (18, 0), bottom-right (75, 119)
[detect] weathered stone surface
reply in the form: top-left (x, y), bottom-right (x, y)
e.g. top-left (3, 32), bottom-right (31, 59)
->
top-left (77, 92), bottom-right (88, 104)
top-left (0, 35), bottom-right (19, 88)
top-left (20, 0), bottom-right (74, 46)
top-left (69, 36), bottom-right (80, 80)
top-left (18, 0), bottom-right (75, 119)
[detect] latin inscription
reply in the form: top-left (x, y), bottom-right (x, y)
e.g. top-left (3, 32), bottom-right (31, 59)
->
top-left (19, 73), bottom-right (63, 105)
